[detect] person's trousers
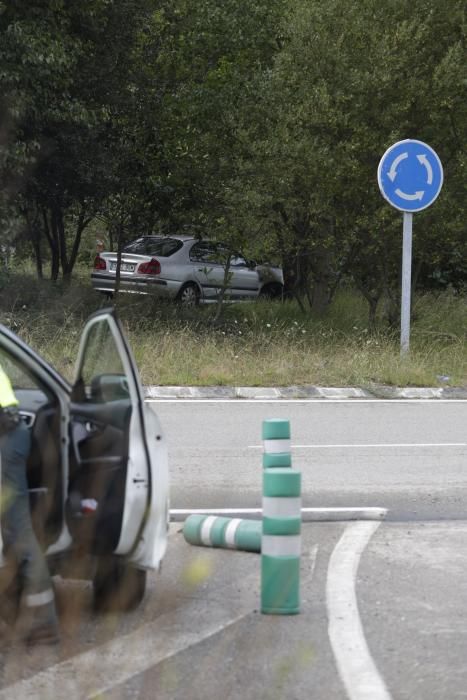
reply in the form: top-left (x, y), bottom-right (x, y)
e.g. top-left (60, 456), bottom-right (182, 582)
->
top-left (0, 422), bottom-right (57, 626)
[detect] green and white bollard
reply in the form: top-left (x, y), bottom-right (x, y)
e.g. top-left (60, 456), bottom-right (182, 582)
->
top-left (183, 514), bottom-right (261, 552)
top-left (261, 467), bottom-right (301, 614)
top-left (262, 419), bottom-right (292, 469)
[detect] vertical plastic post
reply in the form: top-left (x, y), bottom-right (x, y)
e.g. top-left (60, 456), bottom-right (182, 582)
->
top-left (262, 419), bottom-right (292, 469)
top-left (261, 467), bottom-right (301, 615)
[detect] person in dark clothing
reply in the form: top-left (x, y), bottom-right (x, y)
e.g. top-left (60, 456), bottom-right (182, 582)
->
top-left (0, 365), bottom-right (59, 645)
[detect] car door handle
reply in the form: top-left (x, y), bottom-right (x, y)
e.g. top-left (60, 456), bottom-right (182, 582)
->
top-left (19, 411), bottom-right (35, 428)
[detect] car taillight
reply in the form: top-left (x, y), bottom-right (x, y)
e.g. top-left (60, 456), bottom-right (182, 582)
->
top-left (94, 255), bottom-right (106, 270)
top-left (138, 258), bottom-right (161, 275)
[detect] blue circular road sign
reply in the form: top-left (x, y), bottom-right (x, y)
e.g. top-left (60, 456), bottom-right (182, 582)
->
top-left (377, 139), bottom-right (443, 213)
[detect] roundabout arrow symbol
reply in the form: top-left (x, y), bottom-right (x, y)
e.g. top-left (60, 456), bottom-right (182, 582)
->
top-left (388, 152), bottom-right (408, 181)
top-left (417, 154), bottom-right (433, 184)
top-left (395, 188), bottom-right (424, 201)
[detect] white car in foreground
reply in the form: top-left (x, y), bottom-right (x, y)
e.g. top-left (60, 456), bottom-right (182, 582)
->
top-left (91, 235), bottom-right (284, 304)
top-left (0, 309), bottom-right (169, 619)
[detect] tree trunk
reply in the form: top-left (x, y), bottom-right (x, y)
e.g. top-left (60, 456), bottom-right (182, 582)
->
top-left (42, 208), bottom-right (60, 281)
top-left (62, 206), bottom-right (93, 282)
top-left (308, 247), bottom-right (334, 316)
top-left (25, 208), bottom-right (43, 279)
top-left (214, 254), bottom-right (232, 323)
top-left (55, 205), bottom-right (70, 284)
top-left (275, 250), bottom-right (305, 313)
top-left (354, 277), bottom-right (383, 331)
top-left (368, 296), bottom-right (379, 329)
top-left (411, 258), bottom-right (423, 295)
top-left (113, 222), bottom-right (124, 300)
top-left (33, 236), bottom-right (43, 279)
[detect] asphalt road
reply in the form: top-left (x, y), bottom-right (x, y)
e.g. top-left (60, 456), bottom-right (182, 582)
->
top-left (154, 399), bottom-right (467, 521)
top-left (1, 398), bottom-right (466, 699)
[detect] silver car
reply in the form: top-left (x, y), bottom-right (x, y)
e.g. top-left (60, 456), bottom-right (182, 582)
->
top-left (91, 235), bottom-right (284, 304)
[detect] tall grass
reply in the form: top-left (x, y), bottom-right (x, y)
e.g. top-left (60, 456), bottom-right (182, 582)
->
top-left (0, 272), bottom-right (465, 387)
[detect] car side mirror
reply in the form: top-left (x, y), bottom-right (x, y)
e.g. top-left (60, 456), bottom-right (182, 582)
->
top-left (90, 374), bottom-right (130, 402)
top-left (70, 377), bottom-right (87, 403)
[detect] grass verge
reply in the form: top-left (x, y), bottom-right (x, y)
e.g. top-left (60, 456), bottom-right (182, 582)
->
top-left (0, 273), bottom-right (465, 388)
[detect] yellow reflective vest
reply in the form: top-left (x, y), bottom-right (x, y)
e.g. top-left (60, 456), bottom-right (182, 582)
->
top-left (0, 364), bottom-right (19, 408)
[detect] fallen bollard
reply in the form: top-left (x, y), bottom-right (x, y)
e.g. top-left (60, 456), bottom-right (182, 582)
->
top-left (183, 514), bottom-right (261, 552)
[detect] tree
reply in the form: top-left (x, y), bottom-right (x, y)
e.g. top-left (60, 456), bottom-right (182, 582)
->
top-left (237, 0), bottom-right (467, 318)
top-left (0, 0), bottom-right (158, 280)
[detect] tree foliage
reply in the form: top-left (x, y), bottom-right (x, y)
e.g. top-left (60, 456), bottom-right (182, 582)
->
top-left (237, 0), bottom-right (467, 316)
top-left (0, 0), bottom-right (465, 318)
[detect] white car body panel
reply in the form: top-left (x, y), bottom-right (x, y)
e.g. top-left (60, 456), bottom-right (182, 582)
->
top-left (73, 311), bottom-right (169, 568)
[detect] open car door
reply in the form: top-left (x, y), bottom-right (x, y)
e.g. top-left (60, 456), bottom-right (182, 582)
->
top-left (66, 309), bottom-right (167, 569)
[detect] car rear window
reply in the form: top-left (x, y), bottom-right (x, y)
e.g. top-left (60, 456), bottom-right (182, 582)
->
top-left (123, 237), bottom-right (183, 257)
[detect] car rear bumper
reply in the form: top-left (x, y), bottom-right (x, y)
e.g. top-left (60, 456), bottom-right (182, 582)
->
top-left (91, 273), bottom-right (176, 296)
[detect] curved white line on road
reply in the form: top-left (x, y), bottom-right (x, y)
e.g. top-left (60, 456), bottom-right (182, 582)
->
top-left (326, 521), bottom-right (392, 700)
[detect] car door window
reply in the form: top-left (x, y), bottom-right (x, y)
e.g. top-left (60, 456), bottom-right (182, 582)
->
top-left (190, 242), bottom-right (224, 264)
top-left (0, 346), bottom-right (51, 420)
top-left (230, 254), bottom-right (248, 267)
top-left (0, 346), bottom-right (44, 391)
top-left (78, 319), bottom-right (129, 404)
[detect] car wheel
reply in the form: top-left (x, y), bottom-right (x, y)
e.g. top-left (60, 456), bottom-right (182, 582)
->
top-left (92, 557), bottom-right (147, 613)
top-left (259, 283), bottom-right (283, 300)
top-left (177, 283), bottom-right (200, 306)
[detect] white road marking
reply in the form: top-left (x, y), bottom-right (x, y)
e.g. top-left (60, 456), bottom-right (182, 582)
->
top-left (171, 507), bottom-right (387, 521)
top-left (326, 521), bottom-right (392, 700)
top-left (0, 602), bottom-right (251, 700)
top-left (249, 443), bottom-right (466, 449)
top-left (309, 544), bottom-right (319, 580)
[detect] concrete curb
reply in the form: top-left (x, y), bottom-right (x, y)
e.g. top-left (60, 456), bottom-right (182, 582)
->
top-left (170, 507), bottom-right (388, 522)
top-left (144, 385), bottom-right (467, 400)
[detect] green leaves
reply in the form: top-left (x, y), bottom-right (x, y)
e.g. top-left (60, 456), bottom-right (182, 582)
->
top-left (0, 0), bottom-right (465, 301)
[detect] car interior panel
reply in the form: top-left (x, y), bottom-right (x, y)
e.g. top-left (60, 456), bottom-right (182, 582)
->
top-left (66, 399), bottom-right (132, 554)
top-left (26, 402), bottom-right (63, 547)
top-left (11, 386), bottom-right (64, 549)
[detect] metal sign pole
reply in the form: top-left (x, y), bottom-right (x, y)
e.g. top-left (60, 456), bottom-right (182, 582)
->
top-left (400, 212), bottom-right (413, 355)
top-left (378, 139), bottom-right (443, 356)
